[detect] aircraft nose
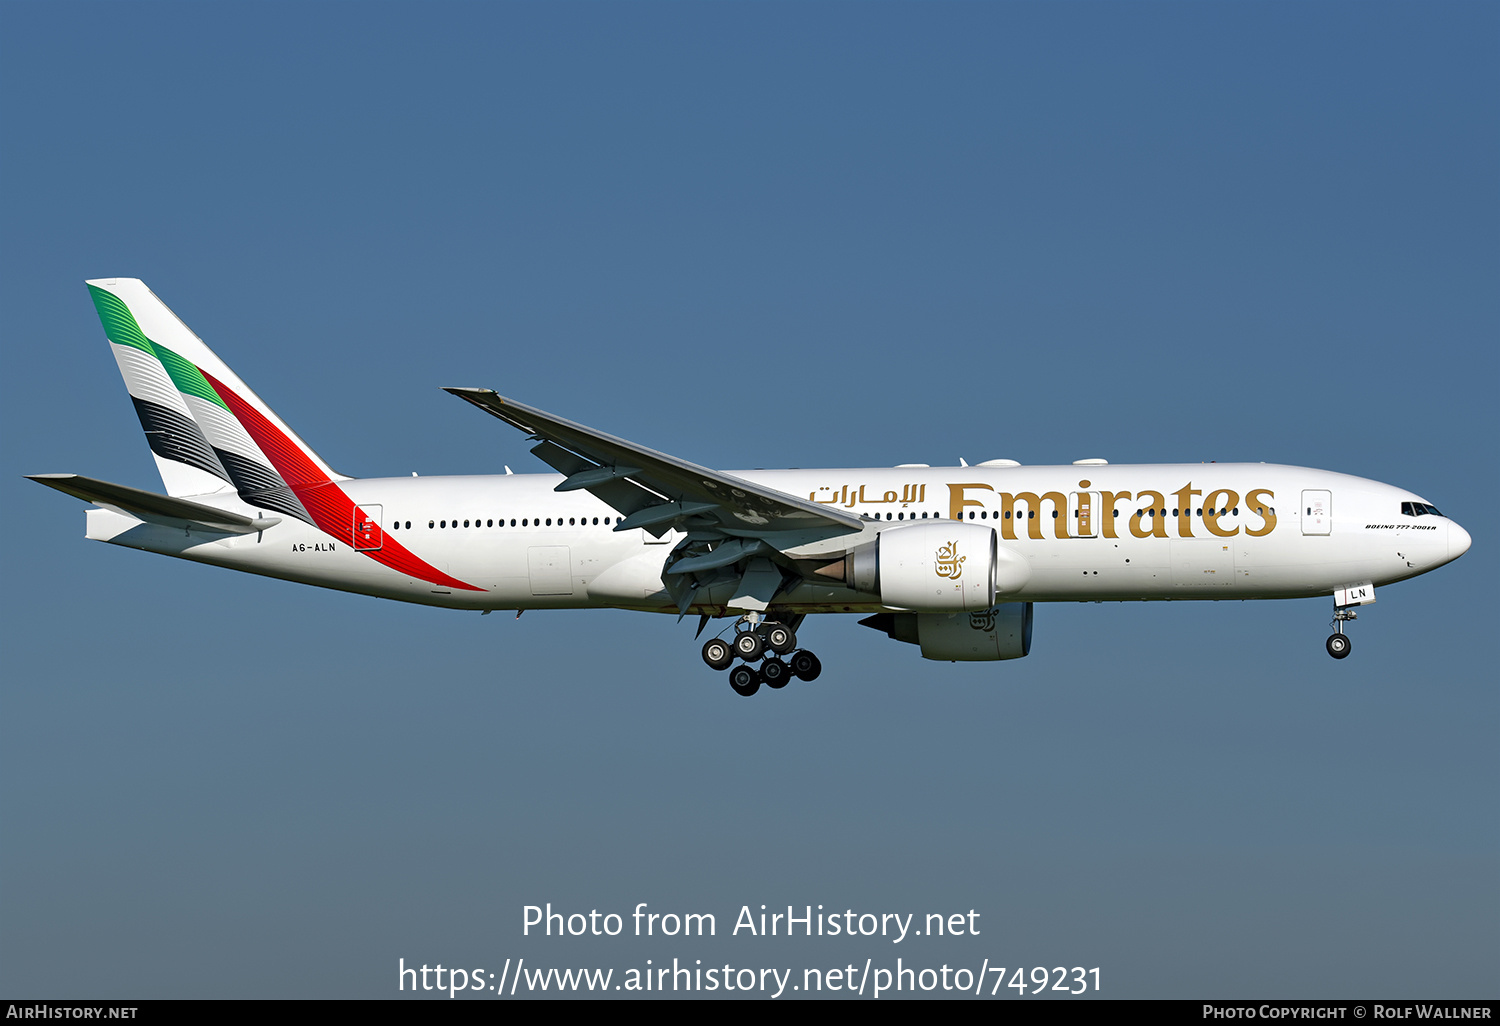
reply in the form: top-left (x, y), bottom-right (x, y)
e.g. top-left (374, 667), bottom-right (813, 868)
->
top-left (1448, 520), bottom-right (1472, 561)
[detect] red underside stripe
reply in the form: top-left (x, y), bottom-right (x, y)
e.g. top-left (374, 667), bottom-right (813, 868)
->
top-left (203, 371), bottom-right (483, 592)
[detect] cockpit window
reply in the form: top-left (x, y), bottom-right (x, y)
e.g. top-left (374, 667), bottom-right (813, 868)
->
top-left (1401, 502), bottom-right (1445, 518)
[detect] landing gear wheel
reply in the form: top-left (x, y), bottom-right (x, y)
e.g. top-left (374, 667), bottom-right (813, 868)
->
top-left (764, 624), bottom-right (797, 655)
top-left (733, 631), bottom-right (765, 662)
top-left (790, 650), bottom-right (822, 681)
top-left (729, 665), bottom-right (761, 696)
top-left (761, 658), bottom-right (791, 688)
top-left (702, 637), bottom-right (733, 671)
top-left (1326, 633), bottom-right (1352, 659)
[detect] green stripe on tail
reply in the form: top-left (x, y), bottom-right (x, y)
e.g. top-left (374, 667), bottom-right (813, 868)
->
top-left (88, 284), bottom-right (229, 410)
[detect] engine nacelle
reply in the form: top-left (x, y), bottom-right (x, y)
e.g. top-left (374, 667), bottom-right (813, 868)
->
top-left (860, 603), bottom-right (1034, 662)
top-left (847, 522), bottom-right (1030, 612)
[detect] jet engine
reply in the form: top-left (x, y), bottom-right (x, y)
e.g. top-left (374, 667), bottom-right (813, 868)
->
top-left (844, 521), bottom-right (997, 611)
top-left (836, 522), bottom-right (1031, 612)
top-left (859, 603), bottom-right (1034, 661)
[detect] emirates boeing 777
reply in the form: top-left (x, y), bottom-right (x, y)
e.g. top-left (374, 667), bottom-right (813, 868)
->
top-left (30, 279), bottom-right (1471, 696)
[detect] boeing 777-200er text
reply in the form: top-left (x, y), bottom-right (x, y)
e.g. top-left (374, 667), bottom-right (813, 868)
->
top-left (30, 279), bottom-right (1472, 695)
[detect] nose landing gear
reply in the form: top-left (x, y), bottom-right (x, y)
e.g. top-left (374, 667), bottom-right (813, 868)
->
top-left (1326, 607), bottom-right (1357, 659)
top-left (702, 615), bottom-right (821, 696)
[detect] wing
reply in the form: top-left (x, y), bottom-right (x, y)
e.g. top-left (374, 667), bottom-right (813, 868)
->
top-left (444, 388), bottom-right (866, 616)
top-left (444, 388), bottom-right (863, 535)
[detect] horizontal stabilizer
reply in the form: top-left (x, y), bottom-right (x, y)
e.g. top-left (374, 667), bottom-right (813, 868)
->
top-left (27, 474), bottom-right (280, 535)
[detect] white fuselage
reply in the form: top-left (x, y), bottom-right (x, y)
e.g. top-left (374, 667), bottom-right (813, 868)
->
top-left (83, 463), bottom-right (1469, 614)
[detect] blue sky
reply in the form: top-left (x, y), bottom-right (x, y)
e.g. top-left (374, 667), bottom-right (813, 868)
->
top-left (2, 1), bottom-right (1495, 998)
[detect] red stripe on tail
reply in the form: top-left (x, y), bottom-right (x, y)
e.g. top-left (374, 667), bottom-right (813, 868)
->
top-left (203, 371), bottom-right (484, 592)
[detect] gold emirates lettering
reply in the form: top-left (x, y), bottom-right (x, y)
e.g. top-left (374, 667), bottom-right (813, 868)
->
top-left (945, 482), bottom-right (1278, 539)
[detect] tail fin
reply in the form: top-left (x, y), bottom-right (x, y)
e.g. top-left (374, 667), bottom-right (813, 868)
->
top-left (86, 278), bottom-right (343, 524)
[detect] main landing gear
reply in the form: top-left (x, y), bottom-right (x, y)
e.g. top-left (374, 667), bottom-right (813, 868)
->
top-left (1326, 607), bottom-right (1357, 660)
top-left (703, 617), bottom-right (821, 697)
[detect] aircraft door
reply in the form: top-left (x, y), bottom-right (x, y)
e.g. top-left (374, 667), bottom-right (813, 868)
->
top-left (1301, 490), bottom-right (1332, 536)
top-left (352, 504), bottom-right (383, 551)
top-left (1070, 491), bottom-right (1100, 538)
top-left (528, 545), bottom-right (574, 596)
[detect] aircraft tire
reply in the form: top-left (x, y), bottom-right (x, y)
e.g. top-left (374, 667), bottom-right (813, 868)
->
top-left (702, 637), bottom-right (734, 671)
top-left (1326, 634), bottom-right (1352, 659)
top-left (733, 631), bottom-right (765, 662)
top-left (790, 650), bottom-right (822, 681)
top-left (762, 658), bottom-right (791, 689)
top-left (729, 665), bottom-right (761, 696)
top-left (765, 625), bottom-right (797, 655)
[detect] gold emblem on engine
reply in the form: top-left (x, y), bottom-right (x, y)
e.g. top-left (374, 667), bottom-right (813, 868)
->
top-left (934, 541), bottom-right (965, 579)
top-left (969, 609), bottom-right (996, 631)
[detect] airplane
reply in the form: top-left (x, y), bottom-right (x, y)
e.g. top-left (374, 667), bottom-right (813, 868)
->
top-left (29, 279), bottom-right (1472, 696)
